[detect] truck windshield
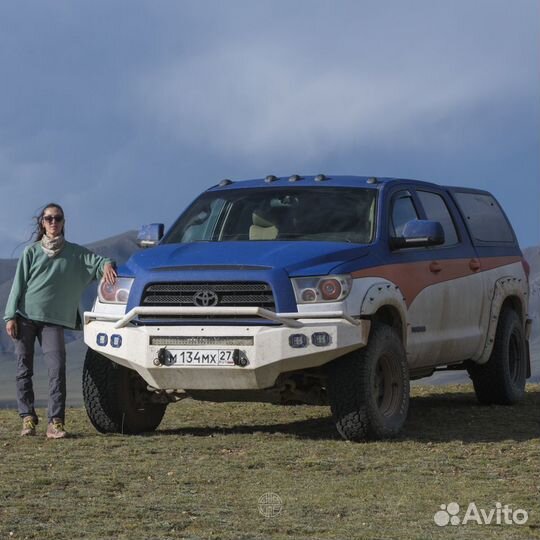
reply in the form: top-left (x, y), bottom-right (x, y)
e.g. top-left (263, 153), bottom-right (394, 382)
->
top-left (164, 187), bottom-right (377, 244)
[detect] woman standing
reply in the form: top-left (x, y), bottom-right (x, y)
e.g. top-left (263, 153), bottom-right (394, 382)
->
top-left (3, 203), bottom-right (117, 438)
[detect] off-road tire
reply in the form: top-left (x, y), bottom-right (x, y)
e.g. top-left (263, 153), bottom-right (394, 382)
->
top-left (83, 348), bottom-right (167, 434)
top-left (467, 308), bottom-right (527, 405)
top-left (326, 323), bottom-right (409, 441)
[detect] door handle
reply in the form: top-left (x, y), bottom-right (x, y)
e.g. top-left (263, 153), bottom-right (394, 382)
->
top-left (429, 261), bottom-right (442, 273)
top-left (469, 258), bottom-right (481, 272)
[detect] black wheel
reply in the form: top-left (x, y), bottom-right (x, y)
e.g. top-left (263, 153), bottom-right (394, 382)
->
top-left (467, 308), bottom-right (527, 405)
top-left (82, 348), bottom-right (167, 434)
top-left (326, 323), bottom-right (409, 441)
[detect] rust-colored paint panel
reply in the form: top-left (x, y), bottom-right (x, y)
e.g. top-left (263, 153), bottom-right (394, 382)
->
top-left (480, 256), bottom-right (522, 272)
top-left (352, 256), bottom-right (521, 307)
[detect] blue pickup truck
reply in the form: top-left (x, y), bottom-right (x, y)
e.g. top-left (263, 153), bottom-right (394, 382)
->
top-left (83, 175), bottom-right (531, 440)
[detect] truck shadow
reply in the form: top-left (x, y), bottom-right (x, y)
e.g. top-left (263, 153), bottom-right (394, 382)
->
top-left (157, 387), bottom-right (539, 443)
top-left (158, 412), bottom-right (339, 440)
top-left (158, 417), bottom-right (339, 440)
top-left (403, 387), bottom-right (539, 443)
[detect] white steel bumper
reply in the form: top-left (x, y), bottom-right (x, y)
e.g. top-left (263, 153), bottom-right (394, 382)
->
top-left (83, 307), bottom-right (370, 390)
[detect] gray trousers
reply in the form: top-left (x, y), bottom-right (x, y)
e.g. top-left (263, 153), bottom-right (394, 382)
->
top-left (14, 317), bottom-right (66, 422)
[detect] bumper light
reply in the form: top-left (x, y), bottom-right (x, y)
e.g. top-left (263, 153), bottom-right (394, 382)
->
top-left (289, 334), bottom-right (308, 348)
top-left (311, 332), bottom-right (331, 347)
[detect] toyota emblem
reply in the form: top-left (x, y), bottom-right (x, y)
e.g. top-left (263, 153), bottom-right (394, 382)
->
top-left (193, 290), bottom-right (219, 307)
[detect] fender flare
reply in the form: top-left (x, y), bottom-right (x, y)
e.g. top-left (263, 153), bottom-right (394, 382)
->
top-left (358, 281), bottom-right (408, 345)
top-left (473, 276), bottom-right (529, 364)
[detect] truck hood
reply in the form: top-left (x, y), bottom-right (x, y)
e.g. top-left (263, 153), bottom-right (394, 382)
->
top-left (125, 241), bottom-right (370, 277)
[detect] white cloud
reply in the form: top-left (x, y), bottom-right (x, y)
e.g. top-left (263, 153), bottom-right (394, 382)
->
top-left (138, 39), bottom-right (529, 161)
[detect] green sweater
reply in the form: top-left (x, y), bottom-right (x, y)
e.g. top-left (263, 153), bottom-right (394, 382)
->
top-left (3, 241), bottom-right (113, 330)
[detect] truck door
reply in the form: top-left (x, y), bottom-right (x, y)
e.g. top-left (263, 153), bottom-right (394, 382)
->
top-left (405, 188), bottom-right (485, 365)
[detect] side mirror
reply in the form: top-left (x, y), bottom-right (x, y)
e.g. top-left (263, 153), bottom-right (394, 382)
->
top-left (137, 223), bottom-right (164, 248)
top-left (390, 220), bottom-right (445, 249)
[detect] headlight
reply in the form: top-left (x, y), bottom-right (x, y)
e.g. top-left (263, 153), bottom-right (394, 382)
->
top-left (98, 277), bottom-right (134, 304)
top-left (292, 275), bottom-right (352, 304)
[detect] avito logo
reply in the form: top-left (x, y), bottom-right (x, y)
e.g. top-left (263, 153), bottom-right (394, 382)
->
top-left (434, 502), bottom-right (528, 527)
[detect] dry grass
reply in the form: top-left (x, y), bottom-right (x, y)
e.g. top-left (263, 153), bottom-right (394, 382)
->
top-left (0, 384), bottom-right (539, 540)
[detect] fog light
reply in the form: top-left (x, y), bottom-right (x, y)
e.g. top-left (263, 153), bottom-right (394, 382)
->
top-left (311, 332), bottom-right (331, 347)
top-left (96, 333), bottom-right (108, 347)
top-left (289, 334), bottom-right (308, 348)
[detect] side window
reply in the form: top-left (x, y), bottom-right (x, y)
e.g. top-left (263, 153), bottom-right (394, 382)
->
top-left (453, 192), bottom-right (515, 244)
top-left (391, 192), bottom-right (419, 236)
top-left (417, 191), bottom-right (459, 246)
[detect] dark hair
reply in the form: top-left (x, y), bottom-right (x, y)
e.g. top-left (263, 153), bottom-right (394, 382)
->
top-left (34, 203), bottom-right (65, 241)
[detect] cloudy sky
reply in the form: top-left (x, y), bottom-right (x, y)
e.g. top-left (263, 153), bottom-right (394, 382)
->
top-left (0, 0), bottom-right (538, 258)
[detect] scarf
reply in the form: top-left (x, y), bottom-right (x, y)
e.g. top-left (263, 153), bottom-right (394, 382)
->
top-left (41, 234), bottom-right (65, 258)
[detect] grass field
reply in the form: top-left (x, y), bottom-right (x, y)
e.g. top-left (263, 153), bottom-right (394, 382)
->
top-left (0, 384), bottom-right (538, 540)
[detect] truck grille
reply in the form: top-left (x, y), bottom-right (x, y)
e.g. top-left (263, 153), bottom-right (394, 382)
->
top-left (141, 282), bottom-right (276, 311)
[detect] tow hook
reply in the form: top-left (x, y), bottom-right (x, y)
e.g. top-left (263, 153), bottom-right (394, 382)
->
top-left (233, 350), bottom-right (248, 367)
top-left (155, 348), bottom-right (176, 366)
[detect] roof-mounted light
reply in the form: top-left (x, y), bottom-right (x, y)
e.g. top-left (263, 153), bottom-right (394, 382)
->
top-left (265, 175), bottom-right (278, 183)
top-left (367, 177), bottom-right (378, 185)
top-left (288, 174), bottom-right (302, 182)
top-left (314, 174), bottom-right (328, 182)
top-left (219, 179), bottom-right (233, 187)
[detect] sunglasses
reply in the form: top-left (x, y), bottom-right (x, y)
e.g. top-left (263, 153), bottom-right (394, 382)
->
top-left (43, 215), bottom-right (64, 223)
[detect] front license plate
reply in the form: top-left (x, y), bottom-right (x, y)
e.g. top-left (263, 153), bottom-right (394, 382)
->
top-left (167, 349), bottom-right (236, 366)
